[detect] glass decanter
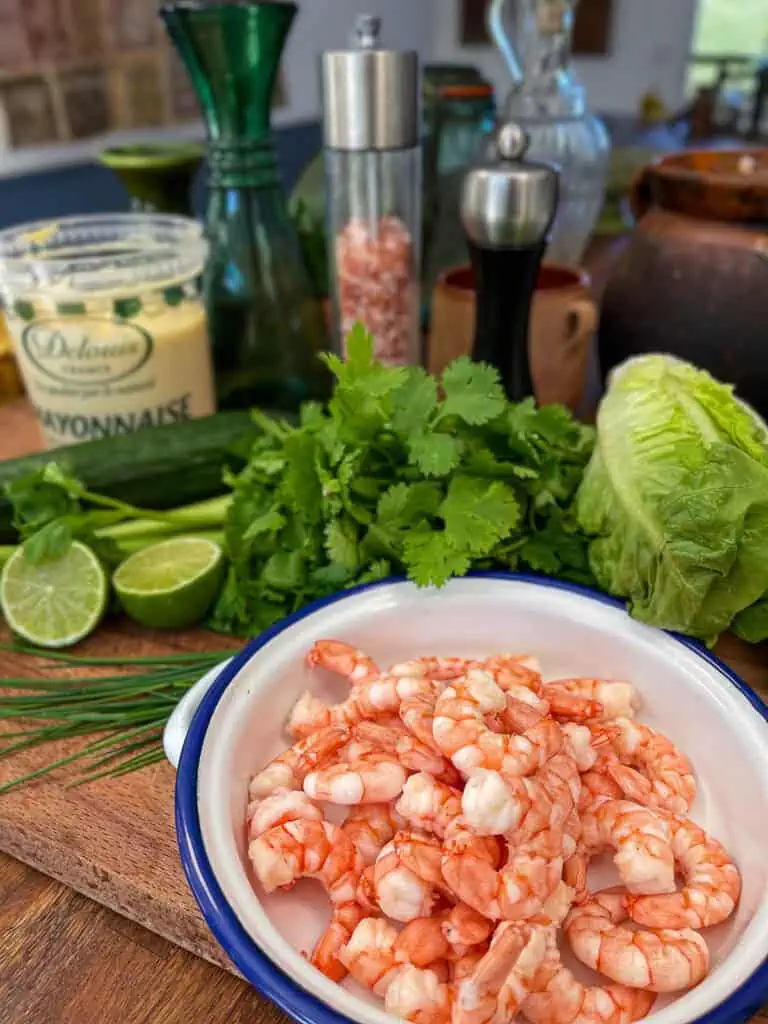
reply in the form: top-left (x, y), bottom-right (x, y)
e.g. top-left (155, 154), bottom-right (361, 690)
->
top-left (160, 1), bottom-right (329, 411)
top-left (487, 0), bottom-right (610, 264)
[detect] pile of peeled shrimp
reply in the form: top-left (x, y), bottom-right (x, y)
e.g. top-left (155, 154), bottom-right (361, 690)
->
top-left (247, 642), bottom-right (741, 1024)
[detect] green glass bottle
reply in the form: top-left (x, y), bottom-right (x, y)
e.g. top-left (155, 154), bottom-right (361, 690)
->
top-left (160, 1), bottom-right (330, 411)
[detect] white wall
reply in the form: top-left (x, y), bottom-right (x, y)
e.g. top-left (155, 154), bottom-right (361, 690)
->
top-left (278, 0), bottom-right (438, 125)
top-left (432, 0), bottom-right (699, 116)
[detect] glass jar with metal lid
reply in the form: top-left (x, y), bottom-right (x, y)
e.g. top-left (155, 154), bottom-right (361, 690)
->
top-left (322, 15), bottom-right (421, 366)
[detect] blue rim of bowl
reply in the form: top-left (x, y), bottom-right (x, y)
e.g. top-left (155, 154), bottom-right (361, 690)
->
top-left (176, 572), bottom-right (768, 1024)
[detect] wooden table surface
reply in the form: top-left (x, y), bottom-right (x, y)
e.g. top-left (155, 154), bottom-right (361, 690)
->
top-left (2, 383), bottom-right (768, 1021)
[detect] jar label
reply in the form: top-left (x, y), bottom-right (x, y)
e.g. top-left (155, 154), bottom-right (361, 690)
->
top-left (21, 318), bottom-right (154, 387)
top-left (6, 300), bottom-right (216, 447)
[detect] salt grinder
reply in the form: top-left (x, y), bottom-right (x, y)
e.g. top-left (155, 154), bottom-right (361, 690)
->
top-left (322, 15), bottom-right (421, 366)
top-left (460, 123), bottom-right (559, 401)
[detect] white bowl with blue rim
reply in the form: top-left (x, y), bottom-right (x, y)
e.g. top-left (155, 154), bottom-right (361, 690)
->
top-left (165, 574), bottom-right (768, 1024)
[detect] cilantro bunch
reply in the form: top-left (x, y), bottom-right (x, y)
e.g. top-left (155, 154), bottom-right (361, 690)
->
top-left (210, 327), bottom-right (596, 636)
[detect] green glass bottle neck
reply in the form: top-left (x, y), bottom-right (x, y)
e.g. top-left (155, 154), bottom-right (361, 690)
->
top-left (208, 137), bottom-right (281, 189)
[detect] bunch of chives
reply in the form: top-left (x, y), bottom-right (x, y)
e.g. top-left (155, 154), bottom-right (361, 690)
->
top-left (0, 643), bottom-right (239, 793)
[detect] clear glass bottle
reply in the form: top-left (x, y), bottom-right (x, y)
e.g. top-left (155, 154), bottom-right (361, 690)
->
top-left (487, 0), bottom-right (611, 264)
top-left (322, 16), bottom-right (421, 366)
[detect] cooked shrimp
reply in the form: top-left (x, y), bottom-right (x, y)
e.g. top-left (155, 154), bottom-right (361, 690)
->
top-left (306, 639), bottom-right (380, 684)
top-left (581, 798), bottom-right (675, 896)
top-left (543, 679), bottom-right (640, 722)
top-left (374, 831), bottom-right (446, 921)
top-left (304, 750), bottom-right (407, 804)
top-left (442, 904), bottom-right (493, 955)
top-left (391, 656), bottom-right (471, 682)
top-left (561, 724), bottom-right (599, 772)
top-left (355, 719), bottom-right (460, 784)
top-left (565, 890), bottom-right (709, 993)
top-left (247, 788), bottom-right (322, 838)
top-left (250, 725), bottom-right (350, 797)
top-left (462, 754), bottom-right (579, 842)
top-left (311, 901), bottom-right (366, 981)
top-left (453, 922), bottom-right (549, 1024)
top-left (442, 819), bottom-right (560, 922)
top-left (627, 814), bottom-right (741, 929)
top-left (249, 818), bottom-right (362, 903)
top-left (400, 684), bottom-right (439, 738)
top-left (289, 671), bottom-right (436, 738)
top-left (521, 928), bottom-right (656, 1024)
top-left (433, 670), bottom-right (562, 778)
top-left (578, 768), bottom-right (625, 812)
top-left (385, 965), bottom-right (453, 1024)
top-left (396, 772), bottom-right (463, 838)
top-left (593, 719), bottom-right (696, 815)
top-left (339, 917), bottom-right (402, 994)
top-left (339, 916), bottom-right (451, 998)
top-left (342, 802), bottom-right (404, 864)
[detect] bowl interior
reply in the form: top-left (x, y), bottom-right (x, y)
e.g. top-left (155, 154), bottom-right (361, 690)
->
top-left (194, 577), bottom-right (768, 1024)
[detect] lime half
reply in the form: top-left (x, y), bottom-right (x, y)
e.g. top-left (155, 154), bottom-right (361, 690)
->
top-left (113, 537), bottom-right (225, 630)
top-left (1, 541), bottom-right (108, 648)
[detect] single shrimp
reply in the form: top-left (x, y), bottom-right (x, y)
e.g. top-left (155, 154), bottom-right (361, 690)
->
top-left (249, 818), bottom-right (362, 903)
top-left (475, 654), bottom-right (543, 694)
top-left (581, 798), bottom-right (675, 896)
top-left (432, 670), bottom-right (562, 778)
top-left (543, 679), bottom-right (640, 722)
top-left (442, 904), bottom-right (493, 955)
top-left (578, 768), bottom-right (624, 812)
top-left (311, 901), bottom-right (366, 981)
top-left (342, 802), bottom-right (405, 864)
top-left (561, 724), bottom-right (599, 773)
top-left (593, 719), bottom-right (696, 815)
top-left (339, 917), bottom-right (451, 998)
top-left (304, 749), bottom-right (407, 804)
top-left (290, 671), bottom-right (436, 738)
top-left (521, 928), bottom-right (656, 1024)
top-left (306, 639), bottom-right (380, 684)
top-left (565, 890), bottom-right (709, 993)
top-left (627, 814), bottom-right (741, 930)
top-left (385, 965), bottom-right (453, 1024)
top-left (461, 754), bottom-right (579, 842)
top-left (249, 725), bottom-right (350, 797)
top-left (247, 788), bottom-right (322, 838)
top-left (374, 831), bottom-right (446, 921)
top-left (396, 772), bottom-right (463, 838)
top-left (339, 917), bottom-right (402, 995)
top-left (355, 719), bottom-right (461, 785)
top-left (391, 656), bottom-right (472, 682)
top-left (401, 686), bottom-right (443, 752)
top-left (453, 922), bottom-right (550, 1024)
top-left (442, 819), bottom-right (560, 922)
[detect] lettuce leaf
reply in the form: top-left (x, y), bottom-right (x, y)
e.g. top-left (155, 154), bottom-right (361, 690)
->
top-left (577, 355), bottom-right (768, 642)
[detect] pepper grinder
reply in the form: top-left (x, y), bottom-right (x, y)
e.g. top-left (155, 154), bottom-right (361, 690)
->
top-left (461, 122), bottom-right (558, 401)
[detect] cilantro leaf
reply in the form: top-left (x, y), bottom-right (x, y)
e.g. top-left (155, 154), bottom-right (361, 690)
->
top-left (377, 482), bottom-right (442, 529)
top-left (439, 476), bottom-right (521, 555)
top-left (402, 529), bottom-right (471, 587)
top-left (440, 357), bottom-right (506, 425)
top-left (325, 516), bottom-right (360, 571)
top-left (391, 367), bottom-right (439, 436)
top-left (407, 431), bottom-right (462, 477)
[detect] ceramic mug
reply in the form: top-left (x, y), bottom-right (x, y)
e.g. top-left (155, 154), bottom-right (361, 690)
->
top-left (429, 263), bottom-right (597, 411)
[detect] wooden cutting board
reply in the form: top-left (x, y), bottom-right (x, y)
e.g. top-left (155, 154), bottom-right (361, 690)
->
top-left (0, 400), bottom-right (240, 971)
top-left (0, 398), bottom-right (767, 977)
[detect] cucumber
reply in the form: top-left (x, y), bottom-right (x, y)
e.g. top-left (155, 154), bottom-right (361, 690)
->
top-left (0, 410), bottom-right (269, 543)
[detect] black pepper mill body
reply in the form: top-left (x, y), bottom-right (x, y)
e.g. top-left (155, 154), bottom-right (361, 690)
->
top-left (461, 124), bottom-right (559, 402)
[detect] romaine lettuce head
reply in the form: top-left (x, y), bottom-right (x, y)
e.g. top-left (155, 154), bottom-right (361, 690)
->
top-left (577, 354), bottom-right (768, 641)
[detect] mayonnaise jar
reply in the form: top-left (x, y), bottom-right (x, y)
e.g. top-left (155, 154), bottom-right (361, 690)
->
top-left (0, 214), bottom-right (216, 448)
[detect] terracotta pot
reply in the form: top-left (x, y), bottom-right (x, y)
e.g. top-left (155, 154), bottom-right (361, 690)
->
top-left (429, 262), bottom-right (597, 412)
top-left (599, 148), bottom-right (768, 414)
